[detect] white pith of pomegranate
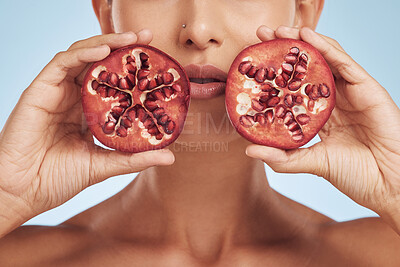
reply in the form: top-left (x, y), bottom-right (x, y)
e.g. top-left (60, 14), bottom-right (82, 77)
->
top-left (82, 45), bottom-right (190, 153)
top-left (225, 39), bottom-right (336, 149)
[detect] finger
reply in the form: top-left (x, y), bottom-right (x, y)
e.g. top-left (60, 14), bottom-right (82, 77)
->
top-left (246, 144), bottom-right (329, 179)
top-left (300, 27), bottom-right (370, 85)
top-left (275, 25), bottom-right (301, 39)
top-left (136, 29), bottom-right (153, 45)
top-left (256, 25), bottom-right (276, 42)
top-left (68, 32), bottom-right (137, 51)
top-left (89, 148), bottom-right (175, 185)
top-left (22, 45), bottom-right (110, 112)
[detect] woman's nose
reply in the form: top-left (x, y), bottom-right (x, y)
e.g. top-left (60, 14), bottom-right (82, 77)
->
top-left (178, 1), bottom-right (224, 50)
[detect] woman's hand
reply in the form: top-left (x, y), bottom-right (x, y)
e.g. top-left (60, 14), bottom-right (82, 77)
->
top-left (0, 30), bottom-right (175, 233)
top-left (247, 26), bottom-right (400, 229)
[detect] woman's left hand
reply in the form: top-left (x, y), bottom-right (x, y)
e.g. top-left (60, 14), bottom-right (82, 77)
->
top-left (246, 25), bottom-right (400, 231)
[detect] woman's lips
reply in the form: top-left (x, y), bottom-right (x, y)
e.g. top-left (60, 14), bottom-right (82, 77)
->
top-left (184, 64), bottom-right (228, 99)
top-left (190, 82), bottom-right (226, 99)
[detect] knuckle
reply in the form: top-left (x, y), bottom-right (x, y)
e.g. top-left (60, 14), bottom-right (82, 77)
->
top-left (68, 40), bottom-right (83, 50)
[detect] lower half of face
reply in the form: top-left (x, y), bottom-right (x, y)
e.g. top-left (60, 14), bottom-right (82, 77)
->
top-left (110, 0), bottom-right (297, 148)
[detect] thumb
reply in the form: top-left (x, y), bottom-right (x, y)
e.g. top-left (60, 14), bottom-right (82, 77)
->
top-left (245, 143), bottom-right (329, 178)
top-left (88, 148), bottom-right (175, 185)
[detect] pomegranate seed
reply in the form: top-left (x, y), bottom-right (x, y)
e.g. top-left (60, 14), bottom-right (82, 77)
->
top-left (116, 126), bottom-right (128, 137)
top-left (252, 99), bottom-right (266, 112)
top-left (164, 120), bottom-right (176, 134)
top-left (108, 113), bottom-right (118, 123)
top-left (119, 78), bottom-right (132, 90)
top-left (172, 84), bottom-right (182, 92)
top-left (126, 73), bottom-right (136, 87)
top-left (265, 110), bottom-right (274, 123)
top-left (319, 84), bottom-right (330, 98)
top-left (136, 108), bottom-right (148, 122)
top-left (294, 72), bottom-right (306, 80)
top-left (119, 99), bottom-right (131, 108)
top-left (288, 80), bottom-right (301, 91)
top-left (308, 100), bottom-right (315, 111)
top-left (156, 133), bottom-right (164, 140)
top-left (255, 68), bottom-right (267, 83)
top-left (148, 126), bottom-right (158, 135)
top-left (246, 66), bottom-right (258, 78)
top-left (140, 52), bottom-right (149, 61)
top-left (163, 72), bottom-right (174, 85)
top-left (152, 107), bottom-right (165, 118)
top-left (91, 80), bottom-right (100, 90)
top-left (156, 75), bottom-right (164, 86)
top-left (163, 87), bottom-right (174, 98)
top-left (295, 63), bottom-right (307, 74)
top-left (98, 71), bottom-right (110, 83)
top-left (275, 75), bottom-right (287, 88)
top-left (97, 85), bottom-right (107, 98)
top-left (255, 113), bottom-right (266, 125)
top-left (238, 61), bottom-right (252, 74)
top-left (107, 88), bottom-right (117, 98)
top-left (138, 79), bottom-right (149, 91)
top-left (284, 94), bottom-right (294, 108)
top-left (295, 96), bottom-right (303, 104)
top-left (126, 56), bottom-right (134, 63)
top-left (282, 63), bottom-right (294, 74)
top-left (289, 47), bottom-right (300, 55)
top-left (125, 63), bottom-right (137, 74)
top-left (266, 67), bottom-right (276, 80)
top-left (296, 114), bottom-right (311, 125)
top-left (288, 122), bottom-right (300, 132)
top-left (103, 121), bottom-right (115, 134)
top-left (158, 114), bottom-right (169, 125)
top-left (143, 118), bottom-right (155, 128)
top-left (137, 69), bottom-right (150, 80)
top-left (283, 111), bottom-right (294, 125)
top-left (153, 90), bottom-right (165, 101)
top-left (148, 79), bottom-right (158, 90)
top-left (275, 104), bottom-right (286, 118)
top-left (270, 89), bottom-right (279, 97)
top-left (109, 73), bottom-right (119, 87)
top-left (240, 115), bottom-right (255, 127)
top-left (284, 54), bottom-right (298, 65)
top-left (141, 61), bottom-right (150, 69)
top-left (260, 83), bottom-right (274, 92)
top-left (310, 85), bottom-right (320, 100)
top-left (127, 109), bottom-right (136, 120)
top-left (305, 84), bottom-right (313, 95)
top-left (112, 106), bottom-right (124, 116)
top-left (267, 96), bottom-right (280, 107)
top-left (144, 99), bottom-right (158, 111)
top-left (121, 117), bottom-right (132, 128)
top-left (259, 92), bottom-right (270, 103)
top-left (299, 53), bottom-right (308, 62)
top-left (281, 72), bottom-right (290, 81)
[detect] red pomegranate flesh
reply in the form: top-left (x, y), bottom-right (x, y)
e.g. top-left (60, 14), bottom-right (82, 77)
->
top-left (225, 39), bottom-right (336, 149)
top-left (82, 45), bottom-right (190, 152)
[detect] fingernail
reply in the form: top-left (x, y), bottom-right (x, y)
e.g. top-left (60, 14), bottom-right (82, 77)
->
top-left (259, 25), bottom-right (272, 32)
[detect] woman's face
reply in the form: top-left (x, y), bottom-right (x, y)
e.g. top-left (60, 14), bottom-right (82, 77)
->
top-left (107, 0), bottom-right (298, 149)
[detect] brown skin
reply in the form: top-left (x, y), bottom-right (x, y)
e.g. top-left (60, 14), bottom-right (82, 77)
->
top-left (1, 0), bottom-right (400, 266)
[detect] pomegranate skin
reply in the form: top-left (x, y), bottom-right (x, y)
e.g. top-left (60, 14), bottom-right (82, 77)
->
top-left (82, 44), bottom-right (190, 153)
top-left (225, 39), bottom-right (336, 149)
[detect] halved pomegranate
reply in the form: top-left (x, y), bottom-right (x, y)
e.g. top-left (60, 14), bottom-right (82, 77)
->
top-left (82, 45), bottom-right (190, 152)
top-left (225, 39), bottom-right (335, 149)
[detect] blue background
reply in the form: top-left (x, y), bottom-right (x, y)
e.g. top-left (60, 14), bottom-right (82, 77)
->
top-left (0, 1), bottom-right (399, 225)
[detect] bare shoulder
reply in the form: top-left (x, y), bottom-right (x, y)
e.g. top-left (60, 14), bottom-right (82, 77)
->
top-left (319, 217), bottom-right (400, 266)
top-left (0, 223), bottom-right (96, 267)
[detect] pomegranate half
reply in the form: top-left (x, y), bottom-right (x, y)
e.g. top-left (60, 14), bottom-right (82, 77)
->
top-left (225, 39), bottom-right (336, 149)
top-left (82, 44), bottom-right (190, 152)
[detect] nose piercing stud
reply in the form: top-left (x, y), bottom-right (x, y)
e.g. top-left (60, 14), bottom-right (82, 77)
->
top-left (182, 24), bottom-right (186, 28)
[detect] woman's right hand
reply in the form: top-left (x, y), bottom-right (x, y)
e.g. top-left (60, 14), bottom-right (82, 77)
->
top-left (0, 31), bottom-right (175, 232)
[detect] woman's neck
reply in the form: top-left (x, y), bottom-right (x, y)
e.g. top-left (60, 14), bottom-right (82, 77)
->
top-left (111, 138), bottom-right (306, 260)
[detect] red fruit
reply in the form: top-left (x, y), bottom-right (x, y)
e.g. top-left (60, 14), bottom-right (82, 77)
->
top-left (225, 39), bottom-right (336, 149)
top-left (82, 44), bottom-right (190, 152)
